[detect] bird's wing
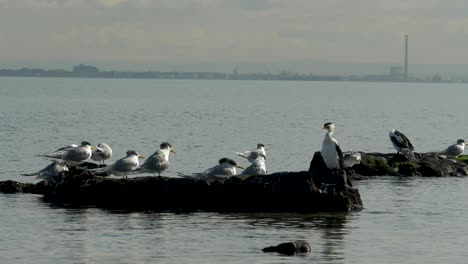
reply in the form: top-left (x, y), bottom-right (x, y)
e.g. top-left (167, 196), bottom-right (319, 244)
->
top-left (335, 142), bottom-right (345, 170)
top-left (442, 144), bottom-right (461, 156)
top-left (202, 165), bottom-right (231, 177)
top-left (54, 144), bottom-right (78, 152)
top-left (393, 130), bottom-right (414, 149)
top-left (390, 134), bottom-right (405, 148)
top-left (63, 147), bottom-right (90, 162)
top-left (112, 157), bottom-right (138, 172)
top-left (234, 151), bottom-right (250, 159)
top-left (241, 164), bottom-right (255, 176)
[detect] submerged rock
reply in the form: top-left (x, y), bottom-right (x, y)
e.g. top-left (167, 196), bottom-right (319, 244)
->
top-left (262, 240), bottom-right (311, 255)
top-left (0, 180), bottom-right (46, 194)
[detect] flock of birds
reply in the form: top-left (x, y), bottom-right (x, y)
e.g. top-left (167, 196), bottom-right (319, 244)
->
top-left (321, 122), bottom-right (467, 171)
top-left (22, 122), bottom-right (467, 183)
top-left (22, 141), bottom-right (267, 183)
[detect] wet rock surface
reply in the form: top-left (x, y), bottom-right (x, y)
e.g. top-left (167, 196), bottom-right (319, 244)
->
top-left (262, 240), bottom-right (311, 255)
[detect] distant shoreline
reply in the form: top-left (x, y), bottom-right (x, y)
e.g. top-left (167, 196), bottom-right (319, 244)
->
top-left (0, 64), bottom-right (462, 83)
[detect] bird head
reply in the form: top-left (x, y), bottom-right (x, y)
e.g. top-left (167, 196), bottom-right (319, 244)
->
top-left (160, 142), bottom-right (176, 154)
top-left (322, 122), bottom-right (335, 132)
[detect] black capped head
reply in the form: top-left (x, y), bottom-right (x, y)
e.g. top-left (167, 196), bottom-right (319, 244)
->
top-left (160, 142), bottom-right (172, 149)
top-left (81, 141), bottom-right (92, 147)
top-left (257, 143), bottom-right (265, 149)
top-left (457, 139), bottom-right (466, 144)
top-left (126, 150), bottom-right (139, 157)
top-left (322, 122), bottom-right (335, 132)
top-left (218, 157), bottom-right (238, 166)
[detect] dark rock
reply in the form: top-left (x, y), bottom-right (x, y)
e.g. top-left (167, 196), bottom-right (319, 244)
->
top-left (0, 163), bottom-right (363, 212)
top-left (309, 151), bottom-right (468, 178)
top-left (262, 240), bottom-right (311, 255)
top-left (0, 180), bottom-right (31, 193)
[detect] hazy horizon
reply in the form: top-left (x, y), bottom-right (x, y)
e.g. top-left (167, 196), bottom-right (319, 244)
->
top-left (1, 1), bottom-right (468, 76)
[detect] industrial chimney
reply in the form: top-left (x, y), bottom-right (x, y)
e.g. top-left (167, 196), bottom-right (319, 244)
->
top-left (404, 35), bottom-right (408, 81)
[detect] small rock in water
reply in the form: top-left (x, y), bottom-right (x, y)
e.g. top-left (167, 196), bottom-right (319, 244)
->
top-left (262, 240), bottom-right (311, 255)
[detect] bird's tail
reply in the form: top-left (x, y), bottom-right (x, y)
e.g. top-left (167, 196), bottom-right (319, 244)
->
top-left (36, 154), bottom-right (58, 159)
top-left (21, 173), bottom-right (37, 176)
top-left (87, 167), bottom-right (104, 172)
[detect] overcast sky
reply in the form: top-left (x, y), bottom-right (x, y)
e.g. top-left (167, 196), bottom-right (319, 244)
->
top-left (1, 0), bottom-right (467, 72)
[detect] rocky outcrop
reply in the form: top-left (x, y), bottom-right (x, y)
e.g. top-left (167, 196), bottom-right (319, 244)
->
top-left (0, 163), bottom-right (362, 212)
top-left (309, 151), bottom-right (468, 178)
top-left (0, 180), bottom-right (46, 194)
top-left (262, 240), bottom-right (311, 255)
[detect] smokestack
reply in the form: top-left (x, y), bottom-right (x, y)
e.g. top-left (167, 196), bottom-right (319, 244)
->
top-left (404, 35), bottom-right (408, 81)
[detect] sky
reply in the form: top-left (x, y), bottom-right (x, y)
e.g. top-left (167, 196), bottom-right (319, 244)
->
top-left (1, 0), bottom-right (468, 74)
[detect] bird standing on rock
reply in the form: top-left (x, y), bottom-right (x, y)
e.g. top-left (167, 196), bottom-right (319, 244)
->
top-left (137, 142), bottom-right (176, 177)
top-left (241, 155), bottom-right (267, 176)
top-left (441, 139), bottom-right (466, 158)
top-left (91, 150), bottom-right (145, 178)
top-left (193, 158), bottom-right (245, 178)
top-left (91, 143), bottom-right (113, 165)
top-left (321, 122), bottom-right (344, 170)
top-left (389, 129), bottom-right (414, 154)
top-left (234, 143), bottom-right (266, 163)
top-left (22, 160), bottom-right (69, 183)
top-left (38, 141), bottom-right (96, 166)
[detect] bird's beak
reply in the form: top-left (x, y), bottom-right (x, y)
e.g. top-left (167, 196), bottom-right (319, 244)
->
top-left (138, 155), bottom-right (145, 159)
top-left (170, 149), bottom-right (177, 155)
top-left (91, 146), bottom-right (97, 150)
top-left (237, 165), bottom-right (245, 169)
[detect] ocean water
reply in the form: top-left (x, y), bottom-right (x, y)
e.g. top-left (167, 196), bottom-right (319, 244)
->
top-left (1, 77), bottom-right (468, 263)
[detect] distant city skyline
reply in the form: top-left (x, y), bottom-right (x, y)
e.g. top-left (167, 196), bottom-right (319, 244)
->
top-left (0, 63), bottom-right (465, 83)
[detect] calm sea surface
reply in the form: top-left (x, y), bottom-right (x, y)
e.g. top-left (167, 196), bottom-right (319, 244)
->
top-left (1, 77), bottom-right (468, 263)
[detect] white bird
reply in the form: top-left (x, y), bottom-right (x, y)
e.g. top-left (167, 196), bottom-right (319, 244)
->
top-left (321, 122), bottom-right (344, 170)
top-left (195, 158), bottom-right (245, 178)
top-left (22, 160), bottom-right (69, 183)
top-left (441, 139), bottom-right (466, 158)
top-left (241, 155), bottom-right (267, 176)
top-left (343, 151), bottom-right (361, 168)
top-left (234, 143), bottom-right (266, 163)
top-left (91, 150), bottom-right (145, 178)
top-left (91, 143), bottom-right (113, 165)
top-left (389, 129), bottom-right (414, 154)
top-left (38, 141), bottom-right (96, 166)
top-left (137, 142), bottom-right (176, 176)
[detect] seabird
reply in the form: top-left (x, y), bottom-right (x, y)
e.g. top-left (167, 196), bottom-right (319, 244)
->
top-left (91, 150), bottom-right (145, 178)
top-left (389, 129), bottom-right (414, 154)
top-left (441, 139), bottom-right (466, 158)
top-left (234, 143), bottom-right (267, 163)
top-left (91, 143), bottom-right (113, 165)
top-left (241, 155), bottom-right (267, 176)
top-left (137, 142), bottom-right (176, 176)
top-left (38, 141), bottom-right (96, 166)
top-left (321, 122), bottom-right (344, 170)
top-left (343, 151), bottom-right (361, 168)
top-left (196, 158), bottom-right (245, 178)
top-left (21, 160), bottom-right (68, 183)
